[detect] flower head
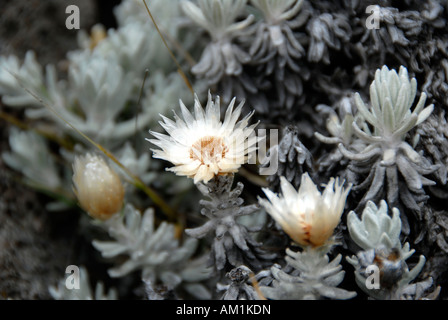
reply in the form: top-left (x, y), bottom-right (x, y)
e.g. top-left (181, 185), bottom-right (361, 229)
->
top-left (148, 92), bottom-right (258, 184)
top-left (181, 0), bottom-right (253, 41)
top-left (259, 173), bottom-right (351, 247)
top-left (72, 153), bottom-right (125, 220)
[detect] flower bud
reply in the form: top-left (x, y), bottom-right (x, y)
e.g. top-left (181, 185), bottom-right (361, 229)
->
top-left (72, 153), bottom-right (124, 220)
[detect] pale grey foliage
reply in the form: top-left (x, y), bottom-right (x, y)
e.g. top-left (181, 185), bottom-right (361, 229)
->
top-left (0, 50), bottom-right (68, 124)
top-left (249, 0), bottom-right (307, 68)
top-left (346, 200), bottom-right (440, 300)
top-left (182, 0), bottom-right (253, 41)
top-left (141, 70), bottom-right (197, 129)
top-left (114, 0), bottom-right (180, 29)
top-left (143, 257), bottom-right (212, 300)
top-left (349, 2), bottom-right (444, 88)
top-left (2, 0), bottom-right (448, 301)
top-left (49, 266), bottom-right (118, 300)
top-left (0, 50), bottom-right (150, 148)
top-left (181, 0), bottom-right (257, 107)
top-left (93, 21), bottom-right (163, 77)
top-left (260, 247), bottom-right (356, 300)
top-left (143, 278), bottom-right (178, 300)
top-left (358, 5), bottom-right (423, 64)
top-left (112, 0), bottom-right (187, 72)
top-left (306, 13), bottom-right (351, 64)
top-left (413, 110), bottom-right (448, 194)
top-left (421, 49), bottom-right (448, 108)
top-left (347, 200), bottom-right (402, 251)
top-left (314, 95), bottom-right (365, 176)
top-left (0, 0), bottom-right (187, 148)
top-left (92, 204), bottom-right (212, 297)
top-left (315, 96), bottom-right (357, 143)
top-left (114, 142), bottom-right (156, 186)
top-left (2, 127), bottom-right (61, 190)
top-left (248, 0), bottom-right (310, 111)
top-left (185, 175), bottom-right (275, 271)
top-left (64, 53), bottom-right (138, 143)
top-left (417, 206), bottom-right (448, 255)
top-left (0, 51), bottom-right (49, 108)
top-left (399, 277), bottom-right (441, 300)
top-left (412, 206), bottom-right (448, 287)
top-left (347, 246), bottom-right (440, 300)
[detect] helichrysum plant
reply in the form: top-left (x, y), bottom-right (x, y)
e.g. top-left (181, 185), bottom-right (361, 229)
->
top-left (181, 0), bottom-right (254, 82)
top-left (91, 203), bottom-right (212, 299)
top-left (318, 65), bottom-right (439, 235)
top-left (258, 173), bottom-right (356, 299)
top-left (1, 0), bottom-right (448, 301)
top-left (148, 91), bottom-right (258, 184)
top-left (262, 125), bottom-right (313, 190)
top-left (248, 0), bottom-right (309, 113)
top-left (149, 92), bottom-right (273, 273)
top-left (2, 127), bottom-right (62, 191)
top-left (217, 265), bottom-right (265, 300)
top-left (346, 200), bottom-right (441, 300)
top-left (72, 153), bottom-right (125, 221)
top-left (185, 174), bottom-right (275, 272)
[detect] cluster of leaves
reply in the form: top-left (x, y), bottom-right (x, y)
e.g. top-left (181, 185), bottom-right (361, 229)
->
top-left (180, 0), bottom-right (448, 298)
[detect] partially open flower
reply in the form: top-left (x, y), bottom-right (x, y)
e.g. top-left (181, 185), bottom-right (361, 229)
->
top-left (148, 92), bottom-right (258, 184)
top-left (259, 173), bottom-right (351, 247)
top-left (72, 153), bottom-right (125, 220)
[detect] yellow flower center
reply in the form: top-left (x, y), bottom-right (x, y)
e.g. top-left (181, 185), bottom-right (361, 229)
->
top-left (189, 136), bottom-right (228, 165)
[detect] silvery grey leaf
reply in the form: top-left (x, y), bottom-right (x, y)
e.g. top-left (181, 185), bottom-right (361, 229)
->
top-left (262, 125), bottom-right (313, 190)
top-left (260, 247), bottom-right (356, 300)
top-left (218, 265), bottom-right (262, 300)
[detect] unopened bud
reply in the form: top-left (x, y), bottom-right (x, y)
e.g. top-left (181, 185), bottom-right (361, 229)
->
top-left (72, 153), bottom-right (124, 220)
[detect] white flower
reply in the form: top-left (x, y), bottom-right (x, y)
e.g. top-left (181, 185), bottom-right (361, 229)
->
top-left (72, 153), bottom-right (125, 221)
top-left (353, 65), bottom-right (434, 146)
top-left (148, 92), bottom-right (258, 184)
top-left (259, 173), bottom-right (351, 247)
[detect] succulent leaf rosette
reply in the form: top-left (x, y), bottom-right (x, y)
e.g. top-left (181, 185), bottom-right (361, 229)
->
top-left (72, 153), bottom-right (125, 221)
